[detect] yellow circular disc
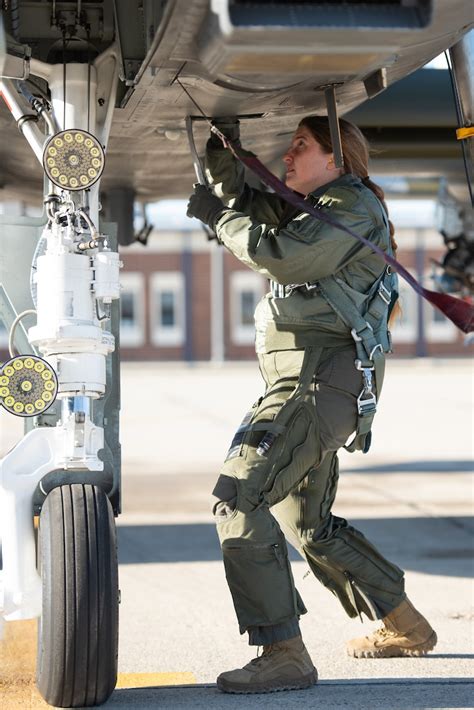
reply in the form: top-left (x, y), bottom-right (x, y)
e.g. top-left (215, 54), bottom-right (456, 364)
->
top-left (1, 355), bottom-right (58, 416)
top-left (44, 130), bottom-right (104, 191)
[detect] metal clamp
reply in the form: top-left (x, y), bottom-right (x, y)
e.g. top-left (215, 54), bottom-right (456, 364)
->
top-left (357, 390), bottom-right (377, 415)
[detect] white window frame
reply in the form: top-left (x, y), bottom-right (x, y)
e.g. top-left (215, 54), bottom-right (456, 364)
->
top-left (119, 272), bottom-right (145, 347)
top-left (390, 272), bottom-right (418, 344)
top-left (230, 271), bottom-right (264, 346)
top-left (150, 271), bottom-right (185, 347)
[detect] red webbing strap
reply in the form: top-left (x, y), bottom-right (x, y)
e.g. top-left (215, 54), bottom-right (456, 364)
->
top-left (218, 134), bottom-right (474, 334)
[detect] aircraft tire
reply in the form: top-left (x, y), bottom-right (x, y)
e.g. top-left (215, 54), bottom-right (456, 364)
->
top-left (37, 484), bottom-right (118, 707)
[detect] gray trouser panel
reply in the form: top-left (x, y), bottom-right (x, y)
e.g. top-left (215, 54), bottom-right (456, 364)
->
top-left (274, 452), bottom-right (405, 620)
top-left (213, 347), bottom-right (405, 636)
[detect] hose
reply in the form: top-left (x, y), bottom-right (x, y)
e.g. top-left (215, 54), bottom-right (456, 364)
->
top-left (8, 309), bottom-right (37, 358)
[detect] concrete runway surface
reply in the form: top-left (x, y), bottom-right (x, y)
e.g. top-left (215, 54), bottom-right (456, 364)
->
top-left (0, 357), bottom-right (473, 709)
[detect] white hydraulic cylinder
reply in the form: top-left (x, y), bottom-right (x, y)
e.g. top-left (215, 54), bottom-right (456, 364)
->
top-left (28, 242), bottom-right (118, 397)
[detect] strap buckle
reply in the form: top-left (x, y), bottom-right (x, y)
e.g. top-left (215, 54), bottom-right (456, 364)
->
top-left (357, 367), bottom-right (377, 415)
top-left (351, 323), bottom-right (373, 343)
top-left (355, 359), bottom-right (374, 371)
top-left (378, 281), bottom-right (391, 305)
top-left (357, 391), bottom-right (377, 415)
top-left (369, 343), bottom-right (384, 360)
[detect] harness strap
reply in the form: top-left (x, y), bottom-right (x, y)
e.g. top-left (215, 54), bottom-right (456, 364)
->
top-left (317, 276), bottom-right (386, 453)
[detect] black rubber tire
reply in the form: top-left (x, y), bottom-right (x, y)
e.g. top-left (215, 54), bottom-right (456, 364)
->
top-left (37, 484), bottom-right (119, 707)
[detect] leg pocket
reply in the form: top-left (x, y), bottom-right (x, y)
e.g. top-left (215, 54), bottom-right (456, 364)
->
top-left (260, 401), bottom-right (320, 508)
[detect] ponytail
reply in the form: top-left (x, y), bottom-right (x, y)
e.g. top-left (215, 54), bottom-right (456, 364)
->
top-left (361, 176), bottom-right (398, 256)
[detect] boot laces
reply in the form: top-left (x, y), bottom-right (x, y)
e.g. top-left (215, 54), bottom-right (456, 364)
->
top-left (247, 644), bottom-right (279, 668)
top-left (371, 625), bottom-right (396, 641)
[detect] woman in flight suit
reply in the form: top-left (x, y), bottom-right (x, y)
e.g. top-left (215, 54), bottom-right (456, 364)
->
top-left (186, 116), bottom-right (437, 694)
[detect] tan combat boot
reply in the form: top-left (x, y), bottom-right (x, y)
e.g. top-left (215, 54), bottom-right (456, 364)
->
top-left (216, 635), bottom-right (318, 694)
top-left (346, 598), bottom-right (437, 658)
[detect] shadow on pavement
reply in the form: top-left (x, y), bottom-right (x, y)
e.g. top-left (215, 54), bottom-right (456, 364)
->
top-left (103, 678), bottom-right (474, 709)
top-left (117, 516), bottom-right (474, 577)
top-left (344, 460), bottom-right (474, 474)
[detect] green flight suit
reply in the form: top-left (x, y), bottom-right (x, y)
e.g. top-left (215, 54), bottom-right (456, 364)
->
top-left (206, 136), bottom-right (405, 644)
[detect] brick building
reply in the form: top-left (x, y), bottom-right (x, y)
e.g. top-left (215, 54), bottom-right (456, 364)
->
top-left (116, 221), bottom-right (470, 361)
top-left (0, 203), bottom-right (471, 362)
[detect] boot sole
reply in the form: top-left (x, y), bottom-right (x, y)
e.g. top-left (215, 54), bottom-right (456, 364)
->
top-left (216, 670), bottom-right (318, 694)
top-left (347, 630), bottom-right (438, 659)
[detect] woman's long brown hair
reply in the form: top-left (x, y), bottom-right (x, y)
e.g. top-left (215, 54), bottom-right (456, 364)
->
top-left (299, 115), bottom-right (400, 323)
top-left (299, 115), bottom-right (398, 255)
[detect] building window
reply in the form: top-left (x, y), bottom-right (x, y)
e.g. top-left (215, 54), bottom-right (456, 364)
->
top-left (150, 272), bottom-right (185, 346)
top-left (230, 272), bottom-right (264, 345)
top-left (424, 273), bottom-right (458, 343)
top-left (390, 273), bottom-right (418, 344)
top-left (120, 273), bottom-right (145, 347)
top-left (0, 318), bottom-right (7, 348)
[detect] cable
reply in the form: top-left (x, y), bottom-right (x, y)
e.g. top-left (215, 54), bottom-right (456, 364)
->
top-left (444, 50), bottom-right (474, 207)
top-left (8, 309), bottom-right (37, 358)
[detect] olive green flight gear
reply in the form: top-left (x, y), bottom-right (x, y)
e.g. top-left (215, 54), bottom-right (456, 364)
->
top-left (216, 635), bottom-right (317, 694)
top-left (206, 128), bottom-right (405, 642)
top-left (346, 598), bottom-right (437, 658)
top-left (213, 348), bottom-right (406, 638)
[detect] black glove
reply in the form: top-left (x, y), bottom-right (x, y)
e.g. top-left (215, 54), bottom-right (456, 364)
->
top-left (209, 117), bottom-right (240, 148)
top-left (186, 184), bottom-right (227, 229)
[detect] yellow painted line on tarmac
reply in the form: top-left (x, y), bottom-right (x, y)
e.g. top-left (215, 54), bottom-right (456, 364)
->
top-left (116, 672), bottom-right (196, 688)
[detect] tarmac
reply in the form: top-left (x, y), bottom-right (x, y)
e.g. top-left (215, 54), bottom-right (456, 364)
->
top-left (0, 356), bottom-right (473, 709)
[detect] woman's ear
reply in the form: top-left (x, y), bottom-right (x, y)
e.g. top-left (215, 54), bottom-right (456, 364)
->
top-left (326, 155), bottom-right (335, 170)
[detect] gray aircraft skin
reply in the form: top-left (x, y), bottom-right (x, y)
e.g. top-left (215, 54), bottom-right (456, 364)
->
top-left (0, 1), bottom-right (472, 209)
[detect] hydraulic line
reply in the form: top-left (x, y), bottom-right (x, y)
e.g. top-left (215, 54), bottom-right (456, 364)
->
top-left (8, 309), bottom-right (37, 358)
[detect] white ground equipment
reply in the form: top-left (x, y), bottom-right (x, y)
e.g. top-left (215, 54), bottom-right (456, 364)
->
top-left (0, 45), bottom-right (122, 707)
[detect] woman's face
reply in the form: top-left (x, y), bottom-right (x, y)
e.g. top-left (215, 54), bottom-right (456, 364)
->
top-left (283, 125), bottom-right (342, 195)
